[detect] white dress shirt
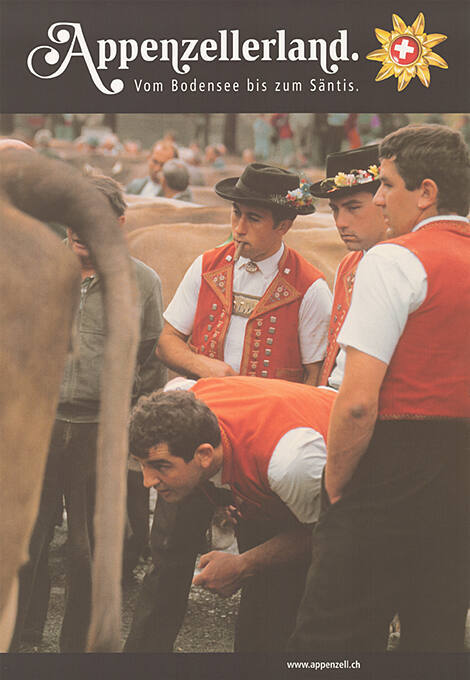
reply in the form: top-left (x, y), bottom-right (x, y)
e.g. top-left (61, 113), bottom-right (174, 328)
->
top-left (164, 376), bottom-right (328, 525)
top-left (139, 178), bottom-right (162, 197)
top-left (337, 216), bottom-right (469, 364)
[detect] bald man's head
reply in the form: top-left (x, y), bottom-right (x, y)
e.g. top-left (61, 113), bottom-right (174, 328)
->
top-left (0, 139), bottom-right (34, 151)
top-left (148, 142), bottom-right (178, 182)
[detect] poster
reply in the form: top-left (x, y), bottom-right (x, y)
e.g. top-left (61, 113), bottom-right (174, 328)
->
top-left (1, 0), bottom-right (469, 678)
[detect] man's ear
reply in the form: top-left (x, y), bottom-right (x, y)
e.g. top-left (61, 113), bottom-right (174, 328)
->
top-left (417, 178), bottom-right (439, 211)
top-left (275, 218), bottom-right (294, 236)
top-left (118, 215), bottom-right (125, 229)
top-left (194, 443), bottom-right (215, 469)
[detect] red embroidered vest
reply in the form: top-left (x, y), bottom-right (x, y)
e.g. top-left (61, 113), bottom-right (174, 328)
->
top-left (378, 220), bottom-right (470, 420)
top-left (191, 376), bottom-right (335, 521)
top-left (190, 242), bottom-right (325, 382)
top-left (319, 251), bottom-right (363, 385)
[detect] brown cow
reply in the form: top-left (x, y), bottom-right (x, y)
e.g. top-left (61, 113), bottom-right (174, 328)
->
top-left (124, 196), bottom-right (232, 232)
top-left (190, 185), bottom-right (229, 207)
top-left (124, 194), bottom-right (336, 234)
top-left (285, 225), bottom-right (346, 287)
top-left (0, 150), bottom-right (139, 652)
top-left (127, 223), bottom-right (232, 306)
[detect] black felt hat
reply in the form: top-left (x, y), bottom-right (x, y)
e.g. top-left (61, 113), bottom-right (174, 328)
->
top-left (310, 145), bottom-right (380, 199)
top-left (215, 163), bottom-right (316, 215)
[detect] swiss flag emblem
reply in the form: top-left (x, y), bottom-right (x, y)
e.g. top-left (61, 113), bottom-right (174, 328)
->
top-left (390, 36), bottom-right (420, 65)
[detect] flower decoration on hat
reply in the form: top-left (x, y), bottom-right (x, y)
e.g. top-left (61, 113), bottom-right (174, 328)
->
top-left (321, 165), bottom-right (379, 193)
top-left (366, 12), bottom-right (447, 92)
top-left (282, 178), bottom-right (316, 209)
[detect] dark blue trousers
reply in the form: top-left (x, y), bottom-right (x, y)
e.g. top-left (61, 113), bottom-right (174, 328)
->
top-left (289, 420), bottom-right (470, 653)
top-left (11, 420), bottom-right (97, 652)
top-left (125, 485), bottom-right (309, 652)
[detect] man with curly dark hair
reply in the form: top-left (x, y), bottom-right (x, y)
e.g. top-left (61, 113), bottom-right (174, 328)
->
top-left (127, 376), bottom-right (336, 652)
top-left (125, 162), bottom-right (332, 653)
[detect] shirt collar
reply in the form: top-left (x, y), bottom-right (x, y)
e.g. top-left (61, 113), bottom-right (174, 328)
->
top-left (236, 242), bottom-right (285, 278)
top-left (413, 214), bottom-right (469, 232)
top-left (209, 465), bottom-right (229, 488)
top-left (147, 178), bottom-right (161, 190)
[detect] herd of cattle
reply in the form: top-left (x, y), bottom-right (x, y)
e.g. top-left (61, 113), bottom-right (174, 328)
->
top-left (125, 190), bottom-right (347, 301)
top-left (0, 150), bottom-right (347, 652)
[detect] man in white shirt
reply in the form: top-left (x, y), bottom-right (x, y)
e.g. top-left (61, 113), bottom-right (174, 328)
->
top-left (128, 376), bottom-right (336, 651)
top-left (290, 124), bottom-right (470, 652)
top-left (157, 162), bottom-right (332, 385)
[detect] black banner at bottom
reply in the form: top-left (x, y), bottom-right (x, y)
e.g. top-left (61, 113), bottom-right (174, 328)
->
top-left (2, 652), bottom-right (469, 680)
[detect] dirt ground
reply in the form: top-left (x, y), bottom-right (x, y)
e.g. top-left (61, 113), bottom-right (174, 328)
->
top-left (17, 517), bottom-right (470, 654)
top-left (17, 518), bottom-right (240, 653)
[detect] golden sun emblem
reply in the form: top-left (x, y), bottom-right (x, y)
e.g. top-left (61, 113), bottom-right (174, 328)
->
top-left (366, 12), bottom-right (448, 91)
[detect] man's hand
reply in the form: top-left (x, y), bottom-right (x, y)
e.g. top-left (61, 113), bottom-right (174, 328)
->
top-left (193, 526), bottom-right (313, 597)
top-left (195, 355), bottom-right (237, 378)
top-left (192, 551), bottom-right (245, 597)
top-left (156, 322), bottom-right (238, 378)
top-left (303, 361), bottom-right (322, 385)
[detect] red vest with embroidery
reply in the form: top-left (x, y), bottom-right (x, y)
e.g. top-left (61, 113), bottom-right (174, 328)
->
top-left (378, 220), bottom-right (470, 420)
top-left (190, 242), bottom-right (325, 382)
top-left (191, 376), bottom-right (335, 521)
top-left (319, 251), bottom-right (363, 386)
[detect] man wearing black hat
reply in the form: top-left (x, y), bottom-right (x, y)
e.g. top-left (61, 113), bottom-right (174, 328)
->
top-left (309, 145), bottom-right (389, 387)
top-left (125, 164), bottom-right (332, 652)
top-left (157, 162), bottom-right (332, 386)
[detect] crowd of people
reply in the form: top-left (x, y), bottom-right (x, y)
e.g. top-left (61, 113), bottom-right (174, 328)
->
top-left (4, 121), bottom-right (469, 654)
